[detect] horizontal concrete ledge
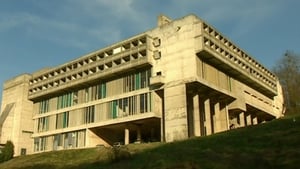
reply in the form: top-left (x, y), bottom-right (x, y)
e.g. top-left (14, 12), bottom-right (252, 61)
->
top-left (32, 112), bottom-right (160, 137)
top-left (28, 60), bottom-right (152, 101)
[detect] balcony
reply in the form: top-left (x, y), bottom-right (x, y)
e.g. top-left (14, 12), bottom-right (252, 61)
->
top-left (150, 75), bottom-right (165, 86)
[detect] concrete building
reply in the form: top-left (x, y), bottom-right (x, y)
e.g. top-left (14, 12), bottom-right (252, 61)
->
top-left (0, 14), bottom-right (284, 156)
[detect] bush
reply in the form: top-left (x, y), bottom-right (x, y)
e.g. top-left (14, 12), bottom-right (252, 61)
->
top-left (107, 146), bottom-right (131, 163)
top-left (0, 140), bottom-right (14, 163)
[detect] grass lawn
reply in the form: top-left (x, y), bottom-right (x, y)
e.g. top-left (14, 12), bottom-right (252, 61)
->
top-left (0, 114), bottom-right (299, 169)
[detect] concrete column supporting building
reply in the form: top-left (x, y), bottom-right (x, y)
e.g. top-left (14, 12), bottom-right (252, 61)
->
top-left (204, 98), bottom-right (212, 135)
top-left (230, 116), bottom-right (238, 129)
top-left (215, 102), bottom-right (229, 133)
top-left (252, 116), bottom-right (258, 125)
top-left (164, 84), bottom-right (188, 142)
top-left (239, 112), bottom-right (245, 127)
top-left (193, 94), bottom-right (201, 137)
top-left (124, 128), bottom-right (129, 145)
top-left (246, 114), bottom-right (252, 126)
top-left (214, 102), bottom-right (220, 132)
top-left (136, 127), bottom-right (142, 143)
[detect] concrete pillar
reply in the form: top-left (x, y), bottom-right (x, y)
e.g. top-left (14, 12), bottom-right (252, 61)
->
top-left (124, 128), bottom-right (129, 145)
top-left (215, 102), bottom-right (228, 133)
top-left (136, 127), bottom-right (141, 143)
top-left (225, 105), bottom-right (230, 130)
top-left (246, 114), bottom-right (252, 126)
top-left (164, 84), bottom-right (188, 142)
top-left (193, 94), bottom-right (201, 137)
top-left (214, 102), bottom-right (220, 133)
top-left (239, 112), bottom-right (245, 127)
top-left (204, 98), bottom-right (212, 135)
top-left (252, 116), bottom-right (258, 125)
top-left (230, 116), bottom-right (238, 129)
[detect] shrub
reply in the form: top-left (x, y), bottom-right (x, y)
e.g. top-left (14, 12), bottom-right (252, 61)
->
top-left (0, 140), bottom-right (14, 163)
top-left (107, 145), bottom-right (131, 163)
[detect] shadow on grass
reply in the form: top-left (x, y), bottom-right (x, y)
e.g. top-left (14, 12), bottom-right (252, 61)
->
top-left (10, 161), bottom-right (107, 169)
top-left (11, 164), bottom-right (55, 169)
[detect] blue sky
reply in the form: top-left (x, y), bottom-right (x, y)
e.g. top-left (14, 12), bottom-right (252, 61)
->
top-left (0, 0), bottom-right (300, 105)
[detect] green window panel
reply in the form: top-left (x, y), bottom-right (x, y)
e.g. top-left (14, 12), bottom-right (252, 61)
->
top-left (61, 95), bottom-right (64, 108)
top-left (101, 83), bottom-right (106, 98)
top-left (148, 92), bottom-right (152, 112)
top-left (57, 92), bottom-right (74, 110)
top-left (62, 112), bottom-right (69, 128)
top-left (62, 95), bottom-right (65, 108)
top-left (97, 84), bottom-right (101, 99)
top-left (57, 96), bottom-right (61, 109)
top-left (112, 101), bottom-right (117, 119)
top-left (135, 72), bottom-right (141, 90)
top-left (69, 93), bottom-right (73, 106)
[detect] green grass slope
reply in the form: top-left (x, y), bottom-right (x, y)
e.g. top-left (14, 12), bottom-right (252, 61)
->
top-left (1, 114), bottom-right (299, 169)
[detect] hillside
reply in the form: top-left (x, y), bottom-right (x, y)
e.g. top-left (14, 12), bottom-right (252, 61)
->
top-left (0, 114), bottom-right (299, 169)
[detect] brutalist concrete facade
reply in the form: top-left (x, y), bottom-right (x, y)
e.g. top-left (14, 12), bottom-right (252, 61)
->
top-left (0, 14), bottom-right (284, 156)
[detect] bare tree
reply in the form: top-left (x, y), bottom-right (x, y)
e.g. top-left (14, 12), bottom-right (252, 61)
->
top-left (273, 51), bottom-right (300, 115)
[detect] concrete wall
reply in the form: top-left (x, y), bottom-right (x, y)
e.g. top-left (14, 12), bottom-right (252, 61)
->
top-left (149, 15), bottom-right (199, 84)
top-left (0, 74), bottom-right (34, 156)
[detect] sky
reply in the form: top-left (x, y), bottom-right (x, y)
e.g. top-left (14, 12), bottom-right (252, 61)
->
top-left (0, 0), bottom-right (300, 105)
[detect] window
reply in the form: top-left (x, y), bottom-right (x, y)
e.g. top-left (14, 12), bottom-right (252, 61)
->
top-left (84, 106), bottom-right (95, 123)
top-left (84, 83), bottom-right (106, 102)
top-left (34, 138), bottom-right (39, 152)
top-left (124, 69), bottom-right (150, 92)
top-left (39, 99), bottom-right (49, 114)
top-left (54, 134), bottom-right (63, 147)
top-left (140, 94), bottom-right (145, 113)
top-left (104, 92), bottom-right (152, 119)
top-left (112, 100), bottom-right (118, 119)
top-left (21, 148), bottom-right (26, 156)
top-left (97, 83), bottom-right (106, 99)
top-left (40, 137), bottom-right (47, 151)
top-left (37, 116), bottom-right (49, 132)
top-left (56, 112), bottom-right (69, 129)
top-left (57, 92), bottom-right (76, 109)
top-left (135, 72), bottom-right (141, 90)
top-left (140, 93), bottom-right (151, 113)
